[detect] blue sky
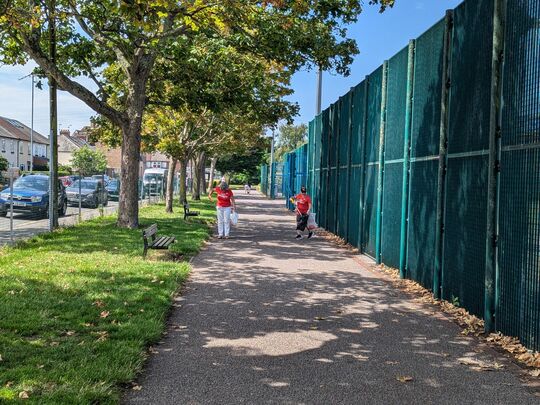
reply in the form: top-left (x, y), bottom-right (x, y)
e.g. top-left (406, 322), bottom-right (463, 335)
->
top-left (0, 0), bottom-right (462, 136)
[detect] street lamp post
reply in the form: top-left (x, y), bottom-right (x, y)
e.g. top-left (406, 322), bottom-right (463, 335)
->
top-left (316, 65), bottom-right (323, 115)
top-left (30, 74), bottom-right (34, 172)
top-left (269, 129), bottom-right (276, 199)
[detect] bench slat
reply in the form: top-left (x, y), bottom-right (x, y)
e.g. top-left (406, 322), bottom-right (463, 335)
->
top-left (143, 224), bottom-right (158, 237)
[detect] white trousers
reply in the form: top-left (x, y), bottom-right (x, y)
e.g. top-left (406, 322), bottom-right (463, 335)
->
top-left (217, 207), bottom-right (232, 237)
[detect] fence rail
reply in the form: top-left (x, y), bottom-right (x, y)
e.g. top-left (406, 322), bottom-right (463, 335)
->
top-left (271, 0), bottom-right (540, 352)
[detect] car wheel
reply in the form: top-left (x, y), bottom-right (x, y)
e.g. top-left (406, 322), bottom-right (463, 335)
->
top-left (93, 198), bottom-right (99, 209)
top-left (42, 204), bottom-right (49, 219)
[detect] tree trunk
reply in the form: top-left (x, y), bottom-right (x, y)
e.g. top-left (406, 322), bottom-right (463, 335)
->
top-left (165, 156), bottom-right (177, 213)
top-left (178, 158), bottom-right (187, 204)
top-left (192, 156), bottom-right (201, 200)
top-left (199, 151), bottom-right (207, 195)
top-left (118, 122), bottom-right (141, 229)
top-left (207, 157), bottom-right (217, 194)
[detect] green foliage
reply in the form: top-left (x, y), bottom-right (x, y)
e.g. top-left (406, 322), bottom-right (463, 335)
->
top-left (216, 145), bottom-right (267, 182)
top-left (71, 146), bottom-right (107, 176)
top-left (0, 156), bottom-right (8, 172)
top-left (0, 198), bottom-right (215, 403)
top-left (275, 124), bottom-right (308, 161)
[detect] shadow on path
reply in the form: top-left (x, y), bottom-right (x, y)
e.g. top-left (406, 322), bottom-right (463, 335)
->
top-left (125, 192), bottom-right (537, 405)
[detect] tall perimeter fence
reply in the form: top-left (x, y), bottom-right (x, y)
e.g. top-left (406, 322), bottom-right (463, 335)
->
top-left (269, 0), bottom-right (540, 352)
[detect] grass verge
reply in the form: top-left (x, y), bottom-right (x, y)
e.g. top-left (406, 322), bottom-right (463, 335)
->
top-left (0, 198), bottom-right (215, 404)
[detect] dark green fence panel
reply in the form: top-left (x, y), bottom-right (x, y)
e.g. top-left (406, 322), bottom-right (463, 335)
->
top-left (348, 81), bottom-right (367, 249)
top-left (442, 0), bottom-right (493, 317)
top-left (362, 66), bottom-right (383, 257)
top-left (497, 0), bottom-right (540, 351)
top-left (406, 18), bottom-right (446, 289)
top-left (319, 109), bottom-right (330, 229)
top-left (337, 94), bottom-right (351, 240)
top-left (381, 46), bottom-right (408, 268)
top-left (327, 103), bottom-right (340, 234)
top-left (294, 144), bottom-right (308, 195)
top-left (260, 165), bottom-right (268, 196)
top-left (284, 153), bottom-right (295, 210)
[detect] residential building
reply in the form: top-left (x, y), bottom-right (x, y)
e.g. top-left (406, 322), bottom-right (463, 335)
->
top-left (0, 116), bottom-right (49, 170)
top-left (58, 129), bottom-right (93, 166)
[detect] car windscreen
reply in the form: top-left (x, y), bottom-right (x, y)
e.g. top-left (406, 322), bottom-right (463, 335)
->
top-left (107, 180), bottom-right (118, 189)
top-left (144, 174), bottom-right (162, 182)
top-left (70, 181), bottom-right (97, 190)
top-left (13, 176), bottom-right (49, 191)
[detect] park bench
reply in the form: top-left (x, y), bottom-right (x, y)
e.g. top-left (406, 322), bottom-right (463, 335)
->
top-left (142, 223), bottom-right (176, 258)
top-left (183, 201), bottom-right (200, 221)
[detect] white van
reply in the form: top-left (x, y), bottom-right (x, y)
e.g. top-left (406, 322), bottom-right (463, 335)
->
top-left (143, 168), bottom-right (167, 196)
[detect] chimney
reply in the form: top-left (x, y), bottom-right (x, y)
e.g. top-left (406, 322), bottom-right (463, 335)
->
top-left (60, 129), bottom-right (71, 137)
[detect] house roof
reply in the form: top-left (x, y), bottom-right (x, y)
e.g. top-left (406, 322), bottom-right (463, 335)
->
top-left (0, 116), bottom-right (49, 145)
top-left (60, 133), bottom-right (90, 149)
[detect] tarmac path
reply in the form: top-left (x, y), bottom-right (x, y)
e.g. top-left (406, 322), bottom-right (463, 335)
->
top-left (126, 191), bottom-right (538, 404)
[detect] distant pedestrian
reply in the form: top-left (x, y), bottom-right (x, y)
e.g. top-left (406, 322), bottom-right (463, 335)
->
top-left (208, 181), bottom-right (236, 239)
top-left (292, 185), bottom-right (313, 239)
top-left (244, 183), bottom-right (251, 194)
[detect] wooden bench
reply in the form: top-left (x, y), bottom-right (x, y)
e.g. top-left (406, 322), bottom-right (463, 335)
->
top-left (142, 224), bottom-right (176, 258)
top-left (183, 201), bottom-right (200, 221)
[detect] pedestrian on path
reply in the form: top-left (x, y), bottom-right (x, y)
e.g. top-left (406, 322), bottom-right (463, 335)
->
top-left (292, 185), bottom-right (313, 239)
top-left (208, 181), bottom-right (236, 239)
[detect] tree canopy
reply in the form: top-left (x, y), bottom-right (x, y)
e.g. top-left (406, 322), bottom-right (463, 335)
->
top-left (70, 146), bottom-right (107, 176)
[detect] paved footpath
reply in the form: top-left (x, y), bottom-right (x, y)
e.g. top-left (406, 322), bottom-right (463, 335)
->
top-left (126, 191), bottom-right (538, 405)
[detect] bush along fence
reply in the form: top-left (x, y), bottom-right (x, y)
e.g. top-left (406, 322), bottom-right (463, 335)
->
top-left (271, 0), bottom-right (540, 352)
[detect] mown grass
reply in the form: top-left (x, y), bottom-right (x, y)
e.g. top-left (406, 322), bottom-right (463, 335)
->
top-left (0, 198), bottom-right (215, 404)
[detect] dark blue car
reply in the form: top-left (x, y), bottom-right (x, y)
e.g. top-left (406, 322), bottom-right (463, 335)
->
top-left (0, 174), bottom-right (67, 219)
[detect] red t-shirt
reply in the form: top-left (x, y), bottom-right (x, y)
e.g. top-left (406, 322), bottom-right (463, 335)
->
top-left (295, 193), bottom-right (311, 214)
top-left (215, 187), bottom-right (234, 207)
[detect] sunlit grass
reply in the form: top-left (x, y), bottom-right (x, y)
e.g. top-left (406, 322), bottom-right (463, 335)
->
top-left (0, 197), bottom-right (215, 404)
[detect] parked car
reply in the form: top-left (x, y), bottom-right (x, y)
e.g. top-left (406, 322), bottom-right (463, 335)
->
top-left (106, 179), bottom-right (120, 201)
top-left (66, 179), bottom-right (109, 208)
top-left (0, 174), bottom-right (67, 218)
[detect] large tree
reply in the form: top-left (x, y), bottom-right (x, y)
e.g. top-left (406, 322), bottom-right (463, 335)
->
top-left (275, 123), bottom-right (308, 161)
top-left (0, 0), bottom-right (395, 228)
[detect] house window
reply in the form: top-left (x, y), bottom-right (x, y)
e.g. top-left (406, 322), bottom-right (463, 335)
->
top-left (1, 140), bottom-right (5, 152)
top-left (10, 141), bottom-right (14, 154)
top-left (28, 144), bottom-right (31, 154)
top-left (19, 142), bottom-right (23, 154)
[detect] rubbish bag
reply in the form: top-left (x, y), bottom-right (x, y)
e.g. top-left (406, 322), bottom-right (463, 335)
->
top-left (230, 211), bottom-right (239, 226)
top-left (307, 213), bottom-right (318, 230)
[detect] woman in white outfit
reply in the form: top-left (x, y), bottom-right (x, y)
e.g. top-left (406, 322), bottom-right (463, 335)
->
top-left (208, 181), bottom-right (236, 239)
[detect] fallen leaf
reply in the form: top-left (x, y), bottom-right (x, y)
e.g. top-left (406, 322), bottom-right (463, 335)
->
top-left (5, 381), bottom-right (13, 387)
top-left (19, 391), bottom-right (29, 399)
top-left (385, 361), bottom-right (399, 365)
top-left (100, 311), bottom-right (110, 318)
top-left (93, 300), bottom-right (105, 308)
top-left (0, 354), bottom-right (2, 361)
top-left (37, 364), bottom-right (44, 369)
top-left (310, 326), bottom-right (319, 330)
top-left (529, 369), bottom-right (540, 377)
top-left (397, 376), bottom-right (413, 383)
top-left (132, 385), bottom-right (142, 391)
top-left (66, 331), bottom-right (76, 336)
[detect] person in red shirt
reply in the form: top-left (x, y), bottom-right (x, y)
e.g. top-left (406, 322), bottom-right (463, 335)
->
top-left (292, 185), bottom-right (313, 239)
top-left (208, 181), bottom-right (236, 239)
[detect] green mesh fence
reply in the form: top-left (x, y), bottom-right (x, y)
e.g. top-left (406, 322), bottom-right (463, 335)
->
top-left (348, 81), bottom-right (367, 249)
top-left (442, 0), bottom-right (493, 317)
top-left (294, 0), bottom-right (540, 352)
top-left (362, 66), bottom-right (383, 258)
top-left (406, 18), bottom-right (446, 289)
top-left (260, 165), bottom-right (269, 195)
top-left (319, 109), bottom-right (330, 229)
top-left (337, 94), bottom-right (352, 240)
top-left (327, 103), bottom-right (339, 234)
top-left (381, 46), bottom-right (408, 268)
top-left (497, 0), bottom-right (540, 351)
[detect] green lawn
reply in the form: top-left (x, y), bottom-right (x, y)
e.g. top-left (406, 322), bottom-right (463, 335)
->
top-left (0, 198), bottom-right (215, 404)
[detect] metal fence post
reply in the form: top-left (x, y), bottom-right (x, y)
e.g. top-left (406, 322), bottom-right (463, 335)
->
top-left (433, 10), bottom-right (454, 299)
top-left (484, 0), bottom-right (506, 333)
top-left (399, 40), bottom-right (416, 279)
top-left (375, 61), bottom-right (389, 264)
top-left (78, 172), bottom-right (82, 222)
top-left (359, 76), bottom-right (370, 253)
